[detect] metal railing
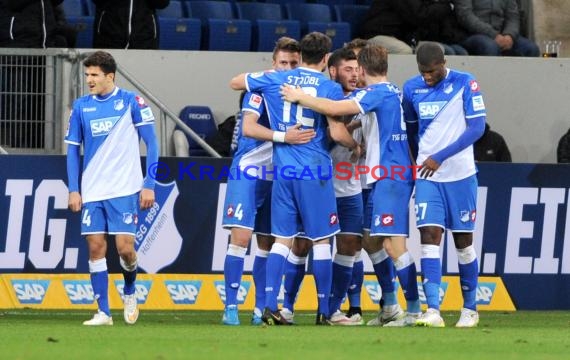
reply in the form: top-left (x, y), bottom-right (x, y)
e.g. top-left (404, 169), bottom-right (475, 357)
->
top-left (0, 48), bottom-right (220, 158)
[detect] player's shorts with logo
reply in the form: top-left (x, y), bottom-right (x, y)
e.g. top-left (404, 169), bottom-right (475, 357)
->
top-left (271, 177), bottom-right (339, 240)
top-left (81, 193), bottom-right (139, 235)
top-left (414, 174), bottom-right (477, 231)
top-left (370, 179), bottom-right (413, 237)
top-left (222, 168), bottom-right (272, 234)
top-left (337, 193), bottom-right (363, 236)
top-left (362, 187), bottom-right (373, 230)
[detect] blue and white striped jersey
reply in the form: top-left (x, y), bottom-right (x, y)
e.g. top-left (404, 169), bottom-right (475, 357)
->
top-left (403, 69), bottom-right (486, 182)
top-left (65, 87), bottom-right (155, 203)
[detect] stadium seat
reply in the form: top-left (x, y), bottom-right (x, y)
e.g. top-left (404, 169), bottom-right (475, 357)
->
top-left (236, 3), bottom-right (301, 51)
top-left (82, 0), bottom-right (95, 16)
top-left (334, 5), bottom-right (368, 38)
top-left (315, 0), bottom-right (356, 6)
top-left (159, 18), bottom-right (201, 50)
top-left (66, 16), bottom-right (94, 49)
top-left (157, 1), bottom-right (185, 18)
top-left (177, 105), bottom-right (218, 156)
top-left (285, 3), bottom-right (351, 50)
top-left (186, 1), bottom-right (251, 51)
top-left (265, 0), bottom-right (307, 4)
top-left (62, 0), bottom-right (86, 16)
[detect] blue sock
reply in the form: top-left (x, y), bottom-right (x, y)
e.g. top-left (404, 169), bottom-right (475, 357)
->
top-left (421, 244), bottom-right (442, 310)
top-left (457, 246), bottom-right (479, 311)
top-left (394, 252), bottom-right (420, 314)
top-left (371, 249), bottom-right (397, 306)
top-left (283, 253), bottom-right (306, 312)
top-left (329, 254), bottom-right (354, 314)
top-left (223, 244), bottom-right (247, 307)
top-left (347, 255), bottom-right (364, 308)
top-left (252, 250), bottom-right (268, 312)
top-left (89, 258), bottom-right (109, 316)
top-left (312, 243), bottom-right (332, 316)
top-left (265, 243), bottom-right (289, 311)
top-left (120, 257), bottom-right (137, 296)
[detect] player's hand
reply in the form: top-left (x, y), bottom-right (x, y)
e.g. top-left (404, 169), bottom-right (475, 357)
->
top-left (280, 84), bottom-right (304, 103)
top-left (419, 156), bottom-right (440, 178)
top-left (68, 192), bottom-right (82, 212)
top-left (140, 188), bottom-right (155, 210)
top-left (350, 143), bottom-right (362, 163)
top-left (285, 123), bottom-right (316, 144)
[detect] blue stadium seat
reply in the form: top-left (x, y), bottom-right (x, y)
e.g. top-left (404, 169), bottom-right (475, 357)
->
top-left (285, 3), bottom-right (351, 50)
top-left (236, 3), bottom-right (301, 51)
top-left (62, 0), bottom-right (86, 16)
top-left (157, 1), bottom-right (185, 18)
top-left (66, 16), bottom-right (94, 48)
top-left (186, 1), bottom-right (251, 51)
top-left (178, 106), bottom-right (218, 156)
top-left (236, 2), bottom-right (283, 21)
top-left (315, 0), bottom-right (356, 5)
top-left (334, 5), bottom-right (368, 38)
top-left (82, 0), bottom-right (95, 16)
top-left (159, 18), bottom-right (201, 50)
top-left (265, 0), bottom-right (307, 4)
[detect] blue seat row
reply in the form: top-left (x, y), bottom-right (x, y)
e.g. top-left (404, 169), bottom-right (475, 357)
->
top-left (62, 0), bottom-right (369, 51)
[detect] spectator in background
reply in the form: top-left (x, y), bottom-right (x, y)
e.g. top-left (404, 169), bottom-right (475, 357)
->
top-left (557, 129), bottom-right (570, 163)
top-left (0, 0), bottom-right (63, 148)
top-left (474, 123), bottom-right (512, 162)
top-left (454, 0), bottom-right (540, 56)
top-left (359, 0), bottom-right (415, 54)
top-left (92, 0), bottom-right (170, 49)
top-left (359, 0), bottom-right (468, 55)
top-left (0, 0), bottom-right (63, 48)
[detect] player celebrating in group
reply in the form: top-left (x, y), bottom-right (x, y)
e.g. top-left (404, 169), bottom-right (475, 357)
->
top-left (402, 42), bottom-right (485, 327)
top-left (221, 37), bottom-right (315, 326)
top-left (66, 51), bottom-right (159, 326)
top-left (230, 32), bottom-right (360, 325)
top-left (280, 44), bottom-right (421, 326)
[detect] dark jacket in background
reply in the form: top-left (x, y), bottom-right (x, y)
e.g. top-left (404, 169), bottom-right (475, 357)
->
top-left (359, 0), bottom-right (466, 45)
top-left (93, 0), bottom-right (170, 49)
top-left (359, 0), bottom-right (417, 44)
top-left (0, 0), bottom-right (63, 48)
top-left (557, 129), bottom-right (570, 163)
top-left (453, 0), bottom-right (521, 39)
top-left (474, 123), bottom-right (512, 162)
top-left (415, 0), bottom-right (467, 44)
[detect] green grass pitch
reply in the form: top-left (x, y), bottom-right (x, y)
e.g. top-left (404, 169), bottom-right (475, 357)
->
top-left (0, 310), bottom-right (569, 360)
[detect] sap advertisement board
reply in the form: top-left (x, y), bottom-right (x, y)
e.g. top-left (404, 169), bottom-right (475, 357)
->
top-left (1, 156), bottom-right (569, 310)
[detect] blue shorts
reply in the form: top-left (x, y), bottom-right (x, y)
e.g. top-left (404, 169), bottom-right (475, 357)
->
top-left (337, 193), bottom-right (363, 236)
top-left (362, 187), bottom-right (373, 230)
top-left (222, 168), bottom-right (272, 234)
top-left (414, 175), bottom-right (477, 232)
top-left (370, 179), bottom-right (413, 237)
top-left (271, 178), bottom-right (340, 240)
top-left (81, 193), bottom-right (139, 235)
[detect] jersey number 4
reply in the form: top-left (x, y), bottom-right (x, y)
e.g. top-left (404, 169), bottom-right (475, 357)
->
top-left (82, 209), bottom-right (92, 227)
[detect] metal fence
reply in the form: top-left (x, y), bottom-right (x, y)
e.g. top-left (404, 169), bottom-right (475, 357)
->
top-left (0, 48), bottom-right (219, 157)
top-left (0, 49), bottom-right (63, 153)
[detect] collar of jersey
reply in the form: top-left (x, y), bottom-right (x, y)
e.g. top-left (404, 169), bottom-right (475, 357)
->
top-left (93, 87), bottom-right (119, 102)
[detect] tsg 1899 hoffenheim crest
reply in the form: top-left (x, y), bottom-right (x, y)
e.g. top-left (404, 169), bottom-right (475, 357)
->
top-left (114, 99), bottom-right (124, 111)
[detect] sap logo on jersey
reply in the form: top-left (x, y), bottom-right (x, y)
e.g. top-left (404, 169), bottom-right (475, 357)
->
top-left (165, 280), bottom-right (202, 304)
top-left (90, 116), bottom-right (120, 137)
top-left (475, 282), bottom-right (496, 305)
top-left (114, 280), bottom-right (152, 304)
top-left (418, 101), bottom-right (446, 119)
top-left (63, 280), bottom-right (95, 304)
top-left (11, 279), bottom-right (50, 304)
top-left (214, 280), bottom-right (251, 304)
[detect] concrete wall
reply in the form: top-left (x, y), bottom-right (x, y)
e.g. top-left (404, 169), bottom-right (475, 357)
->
top-left (85, 49), bottom-right (569, 163)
